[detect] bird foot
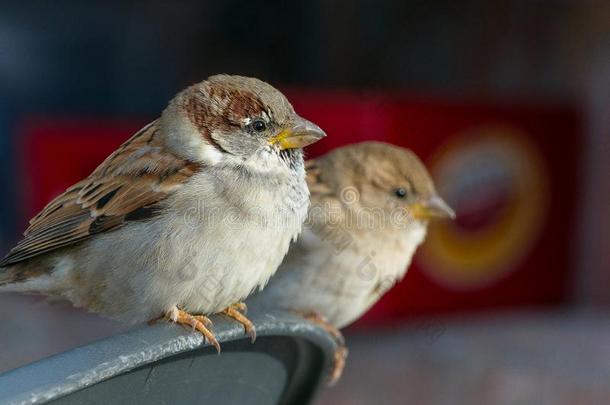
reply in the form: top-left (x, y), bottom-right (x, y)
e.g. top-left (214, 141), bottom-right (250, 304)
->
top-left (222, 302), bottom-right (256, 342)
top-left (301, 311), bottom-right (348, 386)
top-left (302, 311), bottom-right (345, 345)
top-left (329, 345), bottom-right (349, 386)
top-left (165, 307), bottom-right (221, 353)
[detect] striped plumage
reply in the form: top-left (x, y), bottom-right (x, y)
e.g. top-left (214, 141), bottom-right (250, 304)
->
top-left (0, 121), bottom-right (198, 267)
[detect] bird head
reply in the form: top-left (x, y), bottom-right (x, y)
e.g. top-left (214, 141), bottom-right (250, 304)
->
top-left (160, 74), bottom-right (325, 166)
top-left (312, 141), bottom-right (454, 231)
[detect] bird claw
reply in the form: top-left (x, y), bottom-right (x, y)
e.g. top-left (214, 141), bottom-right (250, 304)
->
top-left (302, 311), bottom-right (345, 346)
top-left (164, 307), bottom-right (221, 353)
top-left (328, 345), bottom-right (349, 386)
top-left (194, 315), bottom-right (214, 328)
top-left (222, 302), bottom-right (256, 342)
top-left (300, 311), bottom-right (348, 385)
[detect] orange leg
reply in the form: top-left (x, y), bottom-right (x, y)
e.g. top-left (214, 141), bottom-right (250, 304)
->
top-left (163, 307), bottom-right (221, 353)
top-left (302, 311), bottom-right (345, 345)
top-left (329, 345), bottom-right (349, 386)
top-left (193, 315), bottom-right (214, 329)
top-left (222, 302), bottom-right (257, 342)
top-left (301, 311), bottom-right (348, 386)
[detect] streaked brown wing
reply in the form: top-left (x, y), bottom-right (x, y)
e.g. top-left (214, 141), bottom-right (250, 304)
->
top-left (0, 120), bottom-right (200, 266)
top-left (305, 158), bottom-right (333, 198)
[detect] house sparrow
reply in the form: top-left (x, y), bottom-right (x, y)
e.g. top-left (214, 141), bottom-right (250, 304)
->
top-left (247, 141), bottom-right (454, 383)
top-left (0, 74), bottom-right (325, 351)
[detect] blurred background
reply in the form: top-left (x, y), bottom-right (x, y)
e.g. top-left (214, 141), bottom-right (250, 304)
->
top-left (0, 1), bottom-right (609, 404)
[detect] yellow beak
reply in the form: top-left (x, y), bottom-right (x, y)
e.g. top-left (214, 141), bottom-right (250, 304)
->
top-left (410, 195), bottom-right (456, 220)
top-left (269, 117), bottom-right (326, 150)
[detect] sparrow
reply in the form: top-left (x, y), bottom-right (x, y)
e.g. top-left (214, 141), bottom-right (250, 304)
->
top-left (0, 74), bottom-right (326, 351)
top-left (247, 141), bottom-right (454, 383)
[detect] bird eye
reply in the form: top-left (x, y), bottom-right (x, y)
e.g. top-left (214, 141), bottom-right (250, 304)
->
top-left (394, 187), bottom-right (408, 198)
top-left (251, 119), bottom-right (267, 132)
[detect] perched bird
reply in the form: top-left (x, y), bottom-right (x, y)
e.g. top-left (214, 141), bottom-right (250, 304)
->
top-left (248, 141), bottom-right (454, 382)
top-left (0, 74), bottom-right (325, 351)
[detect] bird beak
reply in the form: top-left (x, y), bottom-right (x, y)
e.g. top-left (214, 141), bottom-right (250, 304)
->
top-left (269, 117), bottom-right (326, 150)
top-left (410, 195), bottom-right (456, 220)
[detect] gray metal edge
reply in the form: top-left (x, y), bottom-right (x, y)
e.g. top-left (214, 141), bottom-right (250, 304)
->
top-left (0, 311), bottom-right (336, 405)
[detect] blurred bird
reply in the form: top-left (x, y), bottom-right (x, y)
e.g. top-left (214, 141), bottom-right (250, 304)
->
top-left (0, 75), bottom-right (325, 351)
top-left (248, 141), bottom-right (454, 383)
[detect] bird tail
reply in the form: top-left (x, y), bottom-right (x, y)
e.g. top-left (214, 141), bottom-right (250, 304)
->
top-left (0, 264), bottom-right (31, 290)
top-left (0, 261), bottom-right (52, 293)
top-left (0, 266), bottom-right (16, 288)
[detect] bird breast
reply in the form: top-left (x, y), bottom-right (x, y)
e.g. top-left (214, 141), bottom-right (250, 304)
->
top-left (249, 222), bottom-right (427, 329)
top-left (65, 159), bottom-right (309, 322)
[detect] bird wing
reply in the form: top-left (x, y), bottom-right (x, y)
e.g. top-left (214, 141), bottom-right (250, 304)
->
top-left (305, 158), bottom-right (334, 198)
top-left (0, 120), bottom-right (201, 267)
